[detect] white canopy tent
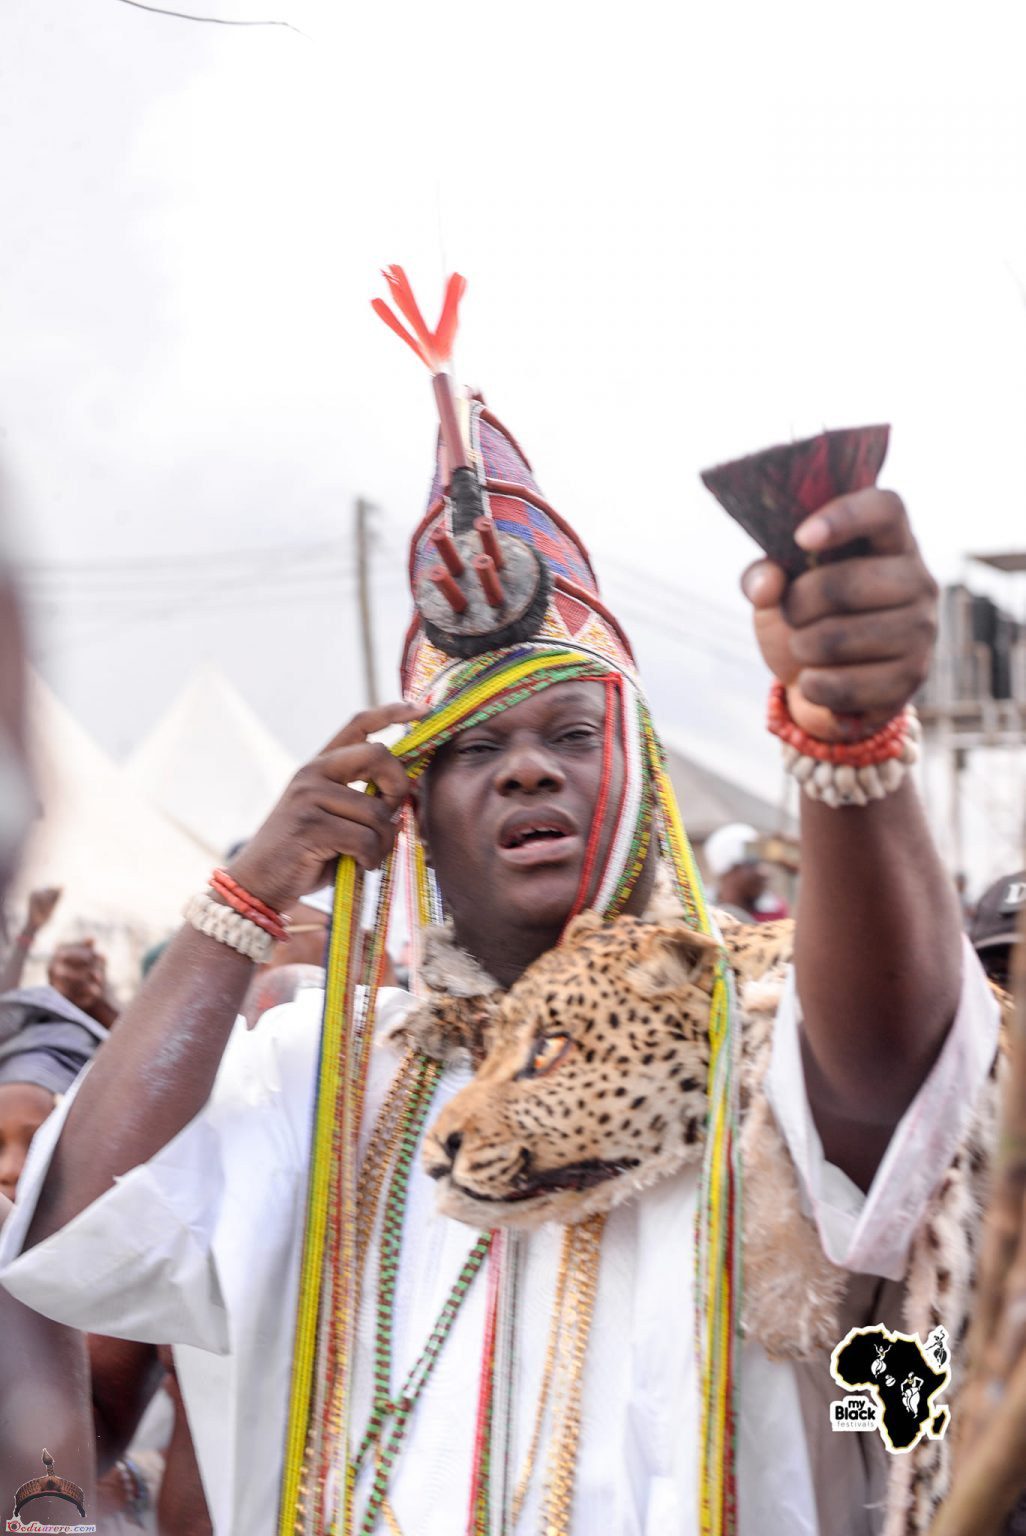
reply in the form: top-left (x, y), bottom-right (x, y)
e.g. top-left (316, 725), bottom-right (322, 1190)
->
top-left (124, 662), bottom-right (297, 858)
top-left (9, 674), bottom-right (213, 991)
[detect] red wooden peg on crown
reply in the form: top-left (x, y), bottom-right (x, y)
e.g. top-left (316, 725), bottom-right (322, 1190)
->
top-left (429, 564), bottom-right (469, 614)
top-left (474, 517), bottom-right (506, 571)
top-left (431, 529), bottom-right (465, 578)
top-left (473, 554), bottom-right (505, 609)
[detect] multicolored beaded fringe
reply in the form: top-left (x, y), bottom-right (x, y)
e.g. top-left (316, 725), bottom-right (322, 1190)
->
top-left (278, 644), bottom-right (741, 1536)
top-left (642, 710), bottom-right (741, 1536)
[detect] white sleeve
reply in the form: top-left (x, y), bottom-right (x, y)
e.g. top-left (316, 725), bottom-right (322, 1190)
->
top-left (0, 998), bottom-right (317, 1352)
top-left (764, 935), bottom-right (1000, 1281)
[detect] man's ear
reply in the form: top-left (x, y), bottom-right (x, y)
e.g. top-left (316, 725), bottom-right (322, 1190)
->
top-left (626, 921), bottom-right (720, 1000)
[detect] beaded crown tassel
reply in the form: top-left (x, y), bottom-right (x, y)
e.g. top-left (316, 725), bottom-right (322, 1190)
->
top-left (277, 271), bottom-right (742, 1536)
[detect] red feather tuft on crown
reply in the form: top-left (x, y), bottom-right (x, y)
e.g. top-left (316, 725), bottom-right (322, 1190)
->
top-left (371, 267), bottom-right (467, 374)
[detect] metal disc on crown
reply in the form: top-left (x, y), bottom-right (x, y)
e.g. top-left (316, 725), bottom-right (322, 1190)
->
top-left (416, 382), bottom-right (551, 658)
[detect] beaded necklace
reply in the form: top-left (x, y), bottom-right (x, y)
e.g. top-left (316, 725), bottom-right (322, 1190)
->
top-left (353, 1232), bottom-right (493, 1534)
top-left (323, 1045), bottom-right (492, 1536)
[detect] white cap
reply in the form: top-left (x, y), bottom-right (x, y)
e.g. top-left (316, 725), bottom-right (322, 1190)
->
top-left (704, 823), bottom-right (760, 879)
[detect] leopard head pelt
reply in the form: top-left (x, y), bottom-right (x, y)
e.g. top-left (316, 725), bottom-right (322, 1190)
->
top-left (419, 909), bottom-right (792, 1229)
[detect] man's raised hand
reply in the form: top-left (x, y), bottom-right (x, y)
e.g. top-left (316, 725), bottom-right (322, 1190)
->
top-left (226, 701), bottom-right (425, 912)
top-left (48, 939), bottom-right (117, 1026)
top-left (740, 487), bottom-right (938, 739)
top-left (26, 887), bottom-right (62, 934)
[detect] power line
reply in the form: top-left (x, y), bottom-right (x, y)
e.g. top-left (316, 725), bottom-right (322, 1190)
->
top-left (23, 570), bottom-right (357, 603)
top-left (602, 555), bottom-right (752, 637)
top-left (30, 568), bottom-right (410, 639)
top-left (608, 585), bottom-right (756, 663)
top-left (27, 567), bottom-right (407, 607)
top-left (20, 559), bottom-right (361, 599)
top-left (613, 602), bottom-right (759, 674)
top-left (113, 0), bottom-right (308, 34)
top-left (17, 537), bottom-right (344, 576)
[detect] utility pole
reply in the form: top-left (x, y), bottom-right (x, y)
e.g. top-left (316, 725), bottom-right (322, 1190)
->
top-left (354, 497), bottom-right (380, 708)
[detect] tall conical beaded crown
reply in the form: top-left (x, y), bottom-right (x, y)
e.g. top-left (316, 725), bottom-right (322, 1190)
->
top-left (371, 267), bottom-right (638, 702)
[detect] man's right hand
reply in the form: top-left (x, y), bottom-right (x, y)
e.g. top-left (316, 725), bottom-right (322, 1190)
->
top-left (226, 702), bottom-right (424, 913)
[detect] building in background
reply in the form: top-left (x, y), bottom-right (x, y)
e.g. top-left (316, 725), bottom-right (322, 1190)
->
top-left (918, 554), bottom-right (1026, 893)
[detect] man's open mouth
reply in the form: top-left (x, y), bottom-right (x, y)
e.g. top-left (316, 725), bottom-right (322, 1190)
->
top-left (497, 809), bottom-right (581, 867)
top-left (449, 1157), bottom-right (640, 1204)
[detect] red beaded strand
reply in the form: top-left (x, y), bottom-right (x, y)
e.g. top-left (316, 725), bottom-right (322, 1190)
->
top-left (465, 1232), bottom-right (503, 1535)
top-left (766, 681), bottom-right (909, 767)
top-left (210, 869), bottom-right (290, 943)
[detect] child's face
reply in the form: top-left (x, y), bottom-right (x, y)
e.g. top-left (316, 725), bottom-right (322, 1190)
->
top-left (0, 1082), bottom-right (55, 1202)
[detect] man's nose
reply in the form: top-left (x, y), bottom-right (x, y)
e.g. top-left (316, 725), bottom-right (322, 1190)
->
top-left (494, 743), bottom-right (565, 795)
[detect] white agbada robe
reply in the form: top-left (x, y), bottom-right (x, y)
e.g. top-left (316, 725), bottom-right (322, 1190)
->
top-left (0, 940), bottom-right (999, 1536)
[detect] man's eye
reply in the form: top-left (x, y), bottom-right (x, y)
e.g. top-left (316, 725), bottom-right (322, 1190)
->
top-left (516, 1034), bottom-right (573, 1080)
top-left (557, 727), bottom-right (598, 744)
top-left (456, 740), bottom-right (496, 757)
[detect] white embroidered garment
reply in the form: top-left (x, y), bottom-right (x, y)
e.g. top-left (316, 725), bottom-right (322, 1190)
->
top-left (0, 942), bottom-right (999, 1536)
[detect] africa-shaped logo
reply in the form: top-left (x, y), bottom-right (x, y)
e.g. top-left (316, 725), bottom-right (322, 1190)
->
top-left (829, 1325), bottom-right (951, 1453)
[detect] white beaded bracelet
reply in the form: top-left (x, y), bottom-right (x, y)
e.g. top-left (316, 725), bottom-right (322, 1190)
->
top-left (184, 890), bottom-right (276, 964)
top-left (782, 708), bottom-right (922, 809)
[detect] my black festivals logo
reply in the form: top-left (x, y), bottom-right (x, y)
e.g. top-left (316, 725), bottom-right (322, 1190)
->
top-left (829, 1325), bottom-right (951, 1453)
top-left (5, 1451), bottom-right (96, 1534)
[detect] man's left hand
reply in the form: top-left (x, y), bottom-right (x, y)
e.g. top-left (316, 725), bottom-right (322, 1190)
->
top-left (740, 488), bottom-right (938, 740)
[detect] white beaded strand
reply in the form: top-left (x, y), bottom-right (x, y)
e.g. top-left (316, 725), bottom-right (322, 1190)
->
top-left (183, 890), bottom-right (276, 963)
top-left (783, 708), bottom-right (921, 808)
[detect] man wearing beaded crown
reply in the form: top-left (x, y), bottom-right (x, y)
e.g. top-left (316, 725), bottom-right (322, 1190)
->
top-left (0, 270), bottom-right (1001, 1536)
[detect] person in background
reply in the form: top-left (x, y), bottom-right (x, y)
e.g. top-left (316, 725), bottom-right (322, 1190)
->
top-left (0, 510), bottom-right (95, 1523)
top-left (0, 886), bottom-right (62, 993)
top-left (954, 870), bottom-right (977, 931)
top-left (47, 937), bottom-right (120, 1030)
top-left (0, 987), bottom-right (106, 1204)
top-left (0, 937), bottom-right (119, 1206)
top-left (970, 869), bottom-right (1025, 990)
top-left (703, 820), bottom-right (789, 923)
top-left (0, 951), bottom-right (193, 1533)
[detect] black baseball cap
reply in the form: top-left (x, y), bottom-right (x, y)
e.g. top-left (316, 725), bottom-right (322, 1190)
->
top-left (971, 871), bottom-right (1026, 953)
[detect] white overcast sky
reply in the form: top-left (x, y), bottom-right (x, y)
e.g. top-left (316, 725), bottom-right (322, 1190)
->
top-left (0, 0), bottom-right (1024, 855)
